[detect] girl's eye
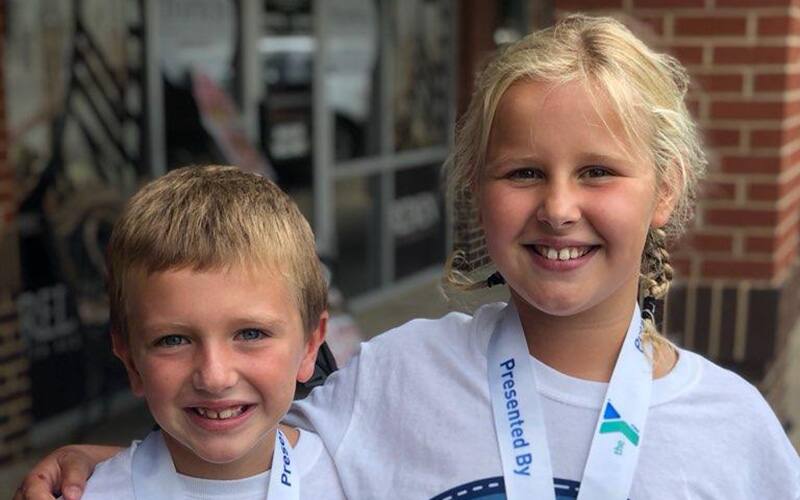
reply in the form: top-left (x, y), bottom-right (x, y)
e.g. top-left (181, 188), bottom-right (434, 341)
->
top-left (236, 328), bottom-right (267, 341)
top-left (582, 166), bottom-right (613, 178)
top-left (507, 168), bottom-right (543, 180)
top-left (155, 335), bottom-right (188, 347)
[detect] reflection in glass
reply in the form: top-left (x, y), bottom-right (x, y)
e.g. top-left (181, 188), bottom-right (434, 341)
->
top-left (335, 175), bottom-right (382, 296)
top-left (319, 0), bottom-right (380, 161)
top-left (393, 0), bottom-right (452, 151)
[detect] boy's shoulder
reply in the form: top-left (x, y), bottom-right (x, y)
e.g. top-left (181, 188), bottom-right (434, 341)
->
top-left (79, 441), bottom-right (138, 500)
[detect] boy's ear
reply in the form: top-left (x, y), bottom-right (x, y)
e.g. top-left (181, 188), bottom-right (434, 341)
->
top-left (296, 311), bottom-right (328, 384)
top-left (111, 330), bottom-right (145, 397)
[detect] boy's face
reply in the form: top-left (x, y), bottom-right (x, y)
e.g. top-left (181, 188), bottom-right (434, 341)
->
top-left (113, 265), bottom-right (325, 479)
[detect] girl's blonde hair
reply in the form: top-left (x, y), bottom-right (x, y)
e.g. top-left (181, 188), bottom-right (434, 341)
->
top-left (108, 165), bottom-right (327, 340)
top-left (443, 14), bottom-right (707, 353)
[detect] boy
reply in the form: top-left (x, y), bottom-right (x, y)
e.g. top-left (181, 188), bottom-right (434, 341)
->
top-left (79, 165), bottom-right (345, 499)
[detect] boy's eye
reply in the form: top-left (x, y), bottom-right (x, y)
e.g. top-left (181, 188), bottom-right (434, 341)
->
top-left (582, 166), bottom-right (613, 178)
top-left (236, 328), bottom-right (268, 341)
top-left (155, 335), bottom-right (188, 347)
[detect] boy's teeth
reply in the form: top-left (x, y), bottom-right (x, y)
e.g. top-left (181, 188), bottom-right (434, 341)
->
top-left (194, 406), bottom-right (245, 420)
top-left (534, 245), bottom-right (590, 261)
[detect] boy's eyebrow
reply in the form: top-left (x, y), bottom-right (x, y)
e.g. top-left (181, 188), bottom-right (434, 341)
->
top-left (137, 316), bottom-right (290, 333)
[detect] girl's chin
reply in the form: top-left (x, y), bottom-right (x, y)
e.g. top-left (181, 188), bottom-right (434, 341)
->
top-left (511, 289), bottom-right (595, 317)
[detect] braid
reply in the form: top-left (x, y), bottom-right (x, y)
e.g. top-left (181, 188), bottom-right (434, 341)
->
top-left (639, 227), bottom-right (676, 361)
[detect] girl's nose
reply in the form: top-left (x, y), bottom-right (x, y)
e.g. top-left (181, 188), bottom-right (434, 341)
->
top-left (192, 346), bottom-right (238, 394)
top-left (537, 182), bottom-right (580, 229)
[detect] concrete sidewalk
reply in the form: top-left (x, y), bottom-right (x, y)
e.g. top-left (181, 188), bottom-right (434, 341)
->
top-left (2, 277), bottom-right (798, 494)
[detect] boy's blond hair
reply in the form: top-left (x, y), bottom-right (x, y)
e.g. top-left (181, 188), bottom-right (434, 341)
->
top-left (443, 14), bottom-right (708, 353)
top-left (108, 165), bottom-right (327, 340)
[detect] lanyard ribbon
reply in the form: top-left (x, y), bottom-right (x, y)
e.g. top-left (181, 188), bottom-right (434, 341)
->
top-left (488, 303), bottom-right (652, 500)
top-left (131, 429), bottom-right (300, 500)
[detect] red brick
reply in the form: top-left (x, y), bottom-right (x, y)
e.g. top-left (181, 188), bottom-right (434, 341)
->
top-left (714, 46), bottom-right (789, 65)
top-left (753, 74), bottom-right (784, 92)
top-left (694, 74), bottom-right (744, 93)
top-left (675, 16), bottom-right (747, 37)
top-left (758, 16), bottom-right (800, 36)
top-left (705, 208), bottom-right (778, 226)
top-left (703, 180), bottom-right (737, 200)
top-left (671, 45), bottom-right (704, 65)
top-left (701, 260), bottom-right (773, 279)
top-left (748, 182), bottom-right (780, 201)
top-left (691, 233), bottom-right (734, 252)
top-left (555, 0), bottom-right (622, 8)
top-left (710, 101), bottom-right (783, 120)
top-left (721, 155), bottom-right (782, 174)
top-left (745, 236), bottom-right (777, 253)
top-left (750, 129), bottom-right (783, 148)
top-left (633, 0), bottom-right (704, 6)
top-left (705, 128), bottom-right (740, 147)
top-left (717, 0), bottom-right (791, 5)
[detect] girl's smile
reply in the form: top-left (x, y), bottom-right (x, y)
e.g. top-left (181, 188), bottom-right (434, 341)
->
top-left (479, 79), bottom-right (674, 320)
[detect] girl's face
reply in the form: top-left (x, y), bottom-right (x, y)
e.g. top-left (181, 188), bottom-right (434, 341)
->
top-left (479, 79), bottom-right (673, 319)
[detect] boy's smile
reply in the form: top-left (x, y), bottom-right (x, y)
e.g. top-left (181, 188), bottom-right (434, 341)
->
top-left (479, 79), bottom-right (674, 320)
top-left (114, 265), bottom-right (324, 479)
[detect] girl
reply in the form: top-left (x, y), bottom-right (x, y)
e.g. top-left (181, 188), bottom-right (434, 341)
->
top-left (18, 14), bottom-right (799, 500)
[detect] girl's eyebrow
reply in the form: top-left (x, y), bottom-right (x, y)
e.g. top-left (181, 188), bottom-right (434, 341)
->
top-left (485, 154), bottom-right (542, 169)
top-left (578, 152), bottom-right (629, 165)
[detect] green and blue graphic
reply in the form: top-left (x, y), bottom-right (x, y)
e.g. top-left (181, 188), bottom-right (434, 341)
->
top-left (599, 402), bottom-right (640, 446)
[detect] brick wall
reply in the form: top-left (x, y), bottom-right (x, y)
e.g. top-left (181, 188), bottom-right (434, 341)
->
top-left (552, 0), bottom-right (800, 413)
top-left (0, 6), bottom-right (32, 464)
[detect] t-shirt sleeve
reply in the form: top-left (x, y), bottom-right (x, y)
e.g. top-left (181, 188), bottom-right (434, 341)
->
top-left (285, 351), bottom-right (361, 457)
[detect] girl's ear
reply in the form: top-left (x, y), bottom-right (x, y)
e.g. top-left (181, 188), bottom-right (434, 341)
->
top-left (296, 311), bottom-right (328, 383)
top-left (651, 174), bottom-right (680, 229)
top-left (111, 330), bottom-right (145, 397)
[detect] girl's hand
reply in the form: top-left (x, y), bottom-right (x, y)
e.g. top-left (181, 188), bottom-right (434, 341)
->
top-left (13, 445), bottom-right (121, 500)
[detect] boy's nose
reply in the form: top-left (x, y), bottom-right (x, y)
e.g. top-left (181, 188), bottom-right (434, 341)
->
top-left (537, 182), bottom-right (580, 229)
top-left (192, 347), bottom-right (238, 394)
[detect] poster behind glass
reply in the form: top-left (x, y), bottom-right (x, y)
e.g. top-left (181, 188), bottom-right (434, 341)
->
top-left (393, 165), bottom-right (446, 279)
top-left (5, 0), bottom-right (140, 421)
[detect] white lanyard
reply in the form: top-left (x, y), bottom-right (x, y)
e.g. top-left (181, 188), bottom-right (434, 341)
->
top-left (488, 303), bottom-right (652, 500)
top-left (131, 429), bottom-right (300, 500)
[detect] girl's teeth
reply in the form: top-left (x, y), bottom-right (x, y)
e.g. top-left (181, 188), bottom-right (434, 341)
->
top-left (535, 245), bottom-right (590, 261)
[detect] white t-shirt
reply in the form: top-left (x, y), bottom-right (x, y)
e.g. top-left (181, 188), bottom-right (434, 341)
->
top-left (79, 428), bottom-right (345, 500)
top-left (287, 302), bottom-right (800, 499)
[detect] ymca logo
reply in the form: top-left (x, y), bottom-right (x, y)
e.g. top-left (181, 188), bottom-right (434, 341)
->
top-left (599, 402), bottom-right (640, 447)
